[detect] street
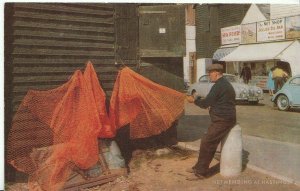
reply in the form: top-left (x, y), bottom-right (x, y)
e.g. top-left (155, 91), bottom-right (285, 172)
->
top-left (179, 93), bottom-right (300, 144)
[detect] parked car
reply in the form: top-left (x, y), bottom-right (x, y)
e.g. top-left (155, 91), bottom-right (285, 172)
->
top-left (271, 75), bottom-right (300, 111)
top-left (187, 73), bottom-right (264, 104)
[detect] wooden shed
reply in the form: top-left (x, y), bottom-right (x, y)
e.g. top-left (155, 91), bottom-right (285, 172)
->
top-left (4, 3), bottom-right (186, 181)
top-left (4, 3), bottom-right (139, 180)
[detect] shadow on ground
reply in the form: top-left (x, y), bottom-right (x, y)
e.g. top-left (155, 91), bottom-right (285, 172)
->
top-left (236, 101), bottom-right (265, 106)
top-left (177, 115), bottom-right (210, 142)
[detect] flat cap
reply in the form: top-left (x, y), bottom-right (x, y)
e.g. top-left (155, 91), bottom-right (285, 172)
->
top-left (207, 64), bottom-right (223, 72)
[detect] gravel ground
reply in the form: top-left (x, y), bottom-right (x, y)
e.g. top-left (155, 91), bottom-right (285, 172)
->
top-left (6, 147), bottom-right (300, 191)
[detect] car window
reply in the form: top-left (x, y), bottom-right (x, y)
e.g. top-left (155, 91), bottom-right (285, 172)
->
top-left (290, 77), bottom-right (300, 85)
top-left (224, 75), bottom-right (237, 83)
top-left (199, 75), bottom-right (209, 82)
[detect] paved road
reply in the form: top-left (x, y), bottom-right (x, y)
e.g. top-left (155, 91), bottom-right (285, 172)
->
top-left (178, 93), bottom-right (300, 144)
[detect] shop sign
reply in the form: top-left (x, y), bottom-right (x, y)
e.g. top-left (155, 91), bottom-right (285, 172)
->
top-left (221, 25), bottom-right (241, 45)
top-left (241, 23), bottom-right (257, 44)
top-left (257, 18), bottom-right (285, 42)
top-left (159, 28), bottom-right (166, 34)
top-left (286, 15), bottom-right (300, 39)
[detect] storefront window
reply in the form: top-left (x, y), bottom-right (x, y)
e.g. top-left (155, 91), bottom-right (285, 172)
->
top-left (249, 62), bottom-right (267, 76)
top-left (226, 62), bottom-right (240, 76)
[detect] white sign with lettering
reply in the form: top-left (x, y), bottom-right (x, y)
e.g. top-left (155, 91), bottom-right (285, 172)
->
top-left (221, 25), bottom-right (241, 45)
top-left (257, 18), bottom-right (285, 42)
top-left (159, 28), bottom-right (166, 34)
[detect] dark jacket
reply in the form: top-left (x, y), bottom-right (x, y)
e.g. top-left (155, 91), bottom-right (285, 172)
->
top-left (194, 76), bottom-right (236, 123)
top-left (240, 66), bottom-right (252, 80)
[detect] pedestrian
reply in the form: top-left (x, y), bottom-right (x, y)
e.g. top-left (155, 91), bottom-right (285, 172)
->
top-left (272, 66), bottom-right (288, 93)
top-left (240, 64), bottom-right (252, 84)
top-left (267, 67), bottom-right (275, 96)
top-left (185, 63), bottom-right (236, 180)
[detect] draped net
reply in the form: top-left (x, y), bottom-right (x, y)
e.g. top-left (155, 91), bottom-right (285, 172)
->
top-left (110, 67), bottom-right (185, 139)
top-left (7, 62), bottom-right (113, 190)
top-left (7, 62), bottom-right (185, 190)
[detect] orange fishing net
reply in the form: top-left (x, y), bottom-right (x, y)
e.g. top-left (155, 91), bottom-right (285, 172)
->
top-left (7, 62), bottom-right (112, 190)
top-left (110, 67), bottom-right (185, 139)
top-left (7, 62), bottom-right (185, 190)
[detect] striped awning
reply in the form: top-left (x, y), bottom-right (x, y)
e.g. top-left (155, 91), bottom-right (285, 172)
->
top-left (213, 46), bottom-right (237, 61)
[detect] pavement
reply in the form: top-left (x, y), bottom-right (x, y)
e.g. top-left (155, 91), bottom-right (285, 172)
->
top-left (176, 94), bottom-right (300, 188)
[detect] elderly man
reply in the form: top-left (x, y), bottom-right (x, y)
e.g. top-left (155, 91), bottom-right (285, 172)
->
top-left (186, 64), bottom-right (236, 180)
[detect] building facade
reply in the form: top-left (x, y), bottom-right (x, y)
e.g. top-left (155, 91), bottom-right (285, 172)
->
top-left (220, 4), bottom-right (300, 90)
top-left (193, 4), bottom-right (250, 81)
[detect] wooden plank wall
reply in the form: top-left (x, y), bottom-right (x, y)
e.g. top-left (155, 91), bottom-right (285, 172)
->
top-left (138, 5), bottom-right (186, 57)
top-left (115, 4), bottom-right (139, 63)
top-left (6, 3), bottom-right (117, 113)
top-left (195, 4), bottom-right (250, 59)
top-left (5, 3), bottom-right (140, 180)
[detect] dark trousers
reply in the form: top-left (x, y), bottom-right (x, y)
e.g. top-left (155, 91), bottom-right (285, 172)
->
top-left (193, 120), bottom-right (235, 175)
top-left (274, 77), bottom-right (284, 93)
top-left (243, 77), bottom-right (250, 84)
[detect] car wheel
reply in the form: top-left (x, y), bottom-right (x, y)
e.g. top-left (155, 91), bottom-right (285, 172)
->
top-left (276, 95), bottom-right (290, 111)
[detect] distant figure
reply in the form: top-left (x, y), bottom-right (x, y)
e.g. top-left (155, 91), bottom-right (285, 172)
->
top-left (240, 65), bottom-right (252, 84)
top-left (267, 67), bottom-right (275, 96)
top-left (272, 66), bottom-right (288, 93)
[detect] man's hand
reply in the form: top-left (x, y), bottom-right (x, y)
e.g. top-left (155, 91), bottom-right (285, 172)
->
top-left (186, 95), bottom-right (195, 103)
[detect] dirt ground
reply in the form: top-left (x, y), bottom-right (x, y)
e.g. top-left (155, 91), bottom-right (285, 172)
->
top-left (6, 147), bottom-right (300, 191)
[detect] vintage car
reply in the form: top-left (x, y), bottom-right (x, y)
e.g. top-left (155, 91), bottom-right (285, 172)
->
top-left (187, 73), bottom-right (264, 104)
top-left (271, 75), bottom-right (300, 111)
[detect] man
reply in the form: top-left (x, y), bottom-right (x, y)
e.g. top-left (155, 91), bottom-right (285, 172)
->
top-left (272, 66), bottom-right (288, 93)
top-left (186, 63), bottom-right (236, 180)
top-left (240, 64), bottom-right (252, 84)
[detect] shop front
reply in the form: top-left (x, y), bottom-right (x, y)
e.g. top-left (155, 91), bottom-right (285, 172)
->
top-left (215, 15), bottom-right (300, 91)
top-left (220, 40), bottom-right (299, 90)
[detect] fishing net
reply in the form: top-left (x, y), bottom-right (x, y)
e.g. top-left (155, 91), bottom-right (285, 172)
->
top-left (6, 62), bottom-right (112, 190)
top-left (7, 62), bottom-right (185, 190)
top-left (110, 67), bottom-right (185, 139)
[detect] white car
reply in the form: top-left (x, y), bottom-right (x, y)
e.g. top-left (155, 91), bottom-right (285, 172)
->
top-left (187, 74), bottom-right (264, 104)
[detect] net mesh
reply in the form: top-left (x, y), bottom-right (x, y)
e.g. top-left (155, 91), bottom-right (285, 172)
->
top-left (110, 67), bottom-right (185, 139)
top-left (7, 62), bottom-right (185, 190)
top-left (7, 62), bottom-right (112, 190)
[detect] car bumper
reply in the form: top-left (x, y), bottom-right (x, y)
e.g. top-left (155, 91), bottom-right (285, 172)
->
top-left (236, 96), bottom-right (264, 101)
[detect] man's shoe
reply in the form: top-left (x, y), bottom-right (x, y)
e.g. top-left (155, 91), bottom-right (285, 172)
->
top-left (185, 173), bottom-right (206, 181)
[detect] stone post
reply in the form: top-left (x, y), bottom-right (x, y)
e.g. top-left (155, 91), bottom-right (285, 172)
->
top-left (220, 124), bottom-right (243, 177)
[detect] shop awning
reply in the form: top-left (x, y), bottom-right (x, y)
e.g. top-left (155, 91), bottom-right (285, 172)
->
top-left (220, 41), bottom-right (294, 62)
top-left (212, 46), bottom-right (237, 60)
top-left (275, 40), bottom-right (300, 75)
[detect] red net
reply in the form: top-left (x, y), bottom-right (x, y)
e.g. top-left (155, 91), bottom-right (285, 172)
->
top-left (7, 62), bottom-right (185, 190)
top-left (7, 62), bottom-right (112, 190)
top-left (110, 67), bottom-right (185, 139)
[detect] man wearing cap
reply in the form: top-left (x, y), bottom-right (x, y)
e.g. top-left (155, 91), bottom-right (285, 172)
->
top-left (186, 63), bottom-right (236, 180)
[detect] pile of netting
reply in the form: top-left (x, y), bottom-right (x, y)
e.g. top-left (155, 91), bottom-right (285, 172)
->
top-left (7, 61), bottom-right (185, 191)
